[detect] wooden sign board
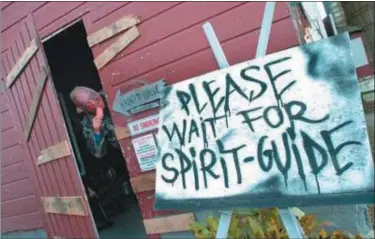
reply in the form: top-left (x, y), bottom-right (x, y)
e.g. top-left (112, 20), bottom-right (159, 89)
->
top-left (113, 80), bottom-right (169, 116)
top-left (24, 68), bottom-right (48, 140)
top-left (94, 26), bottom-right (140, 70)
top-left (114, 126), bottom-right (131, 140)
top-left (87, 15), bottom-right (140, 47)
top-left (154, 33), bottom-right (375, 210)
top-left (6, 39), bottom-right (38, 88)
top-left (42, 196), bottom-right (87, 216)
top-left (143, 213), bottom-right (195, 234)
top-left (37, 140), bottom-right (71, 165)
top-left (130, 171), bottom-right (156, 193)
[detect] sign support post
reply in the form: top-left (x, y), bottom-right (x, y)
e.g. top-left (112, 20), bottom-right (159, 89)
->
top-left (202, 22), bottom-right (231, 239)
top-left (203, 2), bottom-right (305, 238)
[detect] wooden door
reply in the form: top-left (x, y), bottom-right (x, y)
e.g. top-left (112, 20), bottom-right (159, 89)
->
top-left (1, 14), bottom-right (98, 238)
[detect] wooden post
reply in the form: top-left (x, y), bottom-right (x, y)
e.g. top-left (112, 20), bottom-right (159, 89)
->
top-left (203, 2), bottom-right (306, 238)
top-left (202, 22), bottom-right (231, 239)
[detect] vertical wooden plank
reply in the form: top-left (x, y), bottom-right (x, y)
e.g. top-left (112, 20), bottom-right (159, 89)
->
top-left (18, 20), bottom-right (67, 238)
top-left (21, 19), bottom-right (74, 239)
top-left (3, 45), bottom-right (59, 237)
top-left (26, 14), bottom-right (96, 238)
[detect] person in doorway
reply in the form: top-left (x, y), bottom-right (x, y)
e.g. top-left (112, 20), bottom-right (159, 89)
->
top-left (70, 86), bottom-right (122, 229)
top-left (70, 86), bottom-right (120, 159)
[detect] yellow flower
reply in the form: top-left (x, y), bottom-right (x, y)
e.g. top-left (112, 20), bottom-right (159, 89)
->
top-left (319, 228), bottom-right (328, 239)
top-left (190, 221), bottom-right (212, 239)
top-left (330, 230), bottom-right (344, 239)
top-left (248, 216), bottom-right (266, 238)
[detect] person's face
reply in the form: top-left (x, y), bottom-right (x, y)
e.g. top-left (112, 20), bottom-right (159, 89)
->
top-left (85, 97), bottom-right (104, 114)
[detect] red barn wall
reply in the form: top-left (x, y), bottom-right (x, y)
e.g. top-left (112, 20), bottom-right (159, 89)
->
top-left (1, 88), bottom-right (44, 233)
top-left (1, 1), bottom-right (299, 235)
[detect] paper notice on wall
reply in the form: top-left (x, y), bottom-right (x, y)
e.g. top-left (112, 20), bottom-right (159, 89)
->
top-left (132, 134), bottom-right (159, 172)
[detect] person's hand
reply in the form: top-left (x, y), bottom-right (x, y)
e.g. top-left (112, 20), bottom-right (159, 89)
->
top-left (93, 117), bottom-right (102, 133)
top-left (96, 107), bottom-right (103, 119)
top-left (93, 107), bottom-right (103, 133)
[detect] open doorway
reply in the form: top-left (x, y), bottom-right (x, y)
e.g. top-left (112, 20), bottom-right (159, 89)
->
top-left (43, 20), bottom-right (147, 239)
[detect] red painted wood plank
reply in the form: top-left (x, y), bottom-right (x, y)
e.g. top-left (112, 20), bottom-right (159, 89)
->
top-left (137, 191), bottom-right (180, 219)
top-left (0, 94), bottom-right (8, 112)
top-left (5, 20), bottom-right (58, 237)
top-left (1, 31), bottom-right (47, 235)
top-left (103, 2), bottom-right (291, 87)
top-left (1, 144), bottom-right (24, 168)
top-left (1, 195), bottom-right (38, 218)
top-left (1, 211), bottom-right (44, 233)
top-left (33, 2), bottom-right (85, 31)
top-left (1, 21), bottom-right (22, 53)
top-left (228, 17), bottom-right (299, 64)
top-left (6, 46), bottom-right (27, 130)
top-left (35, 50), bottom-right (86, 239)
top-left (9, 35), bottom-right (52, 213)
top-left (92, 2), bottom-right (243, 59)
top-left (39, 2), bottom-right (104, 40)
top-left (26, 16), bottom-right (96, 238)
top-left (1, 2), bottom-right (45, 31)
top-left (112, 17), bottom-right (297, 98)
top-left (357, 64), bottom-right (374, 78)
top-left (1, 128), bottom-right (19, 149)
top-left (16, 26), bottom-right (72, 237)
top-left (1, 162), bottom-right (28, 185)
top-left (1, 110), bottom-right (13, 131)
top-left (89, 2), bottom-right (130, 23)
top-left (1, 1), bottom-right (13, 10)
top-left (1, 178), bottom-right (35, 202)
top-left (86, 2), bottom-right (181, 34)
top-left (19, 21), bottom-right (66, 238)
top-left (21, 20), bottom-right (76, 238)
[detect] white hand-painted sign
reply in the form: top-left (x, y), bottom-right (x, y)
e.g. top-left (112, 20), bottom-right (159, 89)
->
top-left (112, 80), bottom-right (169, 116)
top-left (128, 114), bottom-right (160, 136)
top-left (154, 33), bottom-right (375, 210)
top-left (132, 134), bottom-right (159, 172)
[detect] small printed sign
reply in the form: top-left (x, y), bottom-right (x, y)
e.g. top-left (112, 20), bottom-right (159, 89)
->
top-left (132, 134), bottom-right (159, 172)
top-left (128, 114), bottom-right (159, 136)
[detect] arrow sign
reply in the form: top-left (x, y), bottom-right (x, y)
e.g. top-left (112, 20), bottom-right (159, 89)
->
top-left (113, 79), bottom-right (170, 116)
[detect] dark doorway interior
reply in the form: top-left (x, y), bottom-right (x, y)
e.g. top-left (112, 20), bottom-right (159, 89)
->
top-left (43, 20), bottom-right (147, 238)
